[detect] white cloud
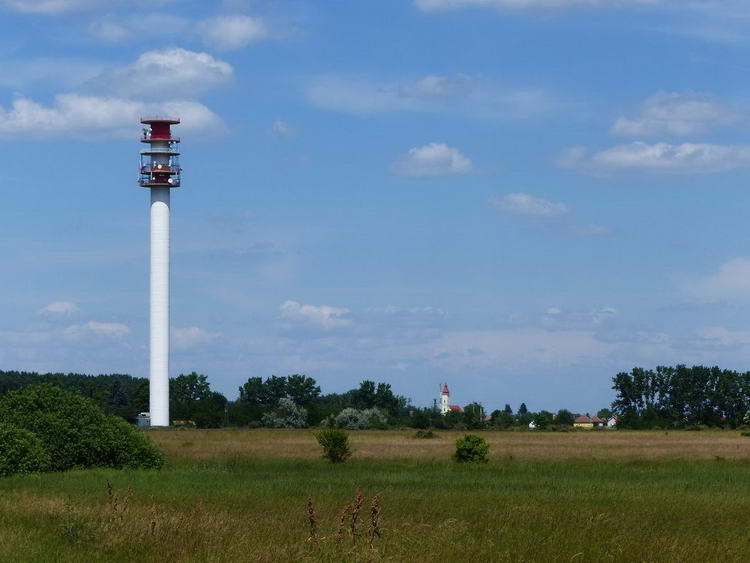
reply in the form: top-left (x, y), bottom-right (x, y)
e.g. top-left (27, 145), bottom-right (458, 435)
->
top-left (0, 94), bottom-right (225, 139)
top-left (196, 15), bottom-right (268, 50)
top-left (172, 327), bottom-right (221, 349)
top-left (559, 142), bottom-right (750, 174)
top-left (307, 74), bottom-right (553, 118)
top-left (103, 48), bottom-right (233, 98)
top-left (39, 301), bottom-right (79, 315)
top-left (415, 0), bottom-right (663, 12)
top-left (685, 326), bottom-right (750, 350)
top-left (64, 321), bottom-right (131, 340)
top-left (684, 258), bottom-right (750, 303)
top-left (280, 300), bottom-right (351, 330)
top-left (612, 91), bottom-right (740, 137)
top-left (88, 19), bottom-right (131, 41)
top-left (1, 0), bottom-right (103, 13)
top-left (490, 193), bottom-right (569, 217)
top-left (393, 143), bottom-right (472, 177)
top-left (425, 328), bottom-right (617, 371)
top-left (271, 120), bottom-right (295, 137)
top-left (568, 223), bottom-right (612, 236)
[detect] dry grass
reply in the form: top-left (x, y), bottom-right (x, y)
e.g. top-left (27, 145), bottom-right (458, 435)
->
top-left (151, 428), bottom-right (750, 462)
top-left (1, 429), bottom-right (750, 561)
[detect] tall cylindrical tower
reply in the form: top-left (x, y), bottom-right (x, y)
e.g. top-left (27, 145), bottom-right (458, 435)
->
top-left (139, 117), bottom-right (181, 427)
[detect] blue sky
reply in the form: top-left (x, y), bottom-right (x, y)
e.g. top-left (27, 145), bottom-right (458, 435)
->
top-left (3, 0), bottom-right (750, 412)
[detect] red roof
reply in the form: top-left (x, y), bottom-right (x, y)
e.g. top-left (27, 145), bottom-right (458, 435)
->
top-left (574, 415), bottom-right (592, 423)
top-left (449, 405), bottom-right (463, 413)
top-left (591, 416), bottom-right (604, 423)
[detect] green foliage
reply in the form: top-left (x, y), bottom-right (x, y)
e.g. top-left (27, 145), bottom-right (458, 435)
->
top-left (170, 373), bottom-right (227, 428)
top-left (555, 409), bottom-right (576, 426)
top-left (414, 430), bottom-right (437, 439)
top-left (0, 384), bottom-right (163, 471)
top-left (0, 369), bottom-right (148, 420)
top-left (612, 366), bottom-right (750, 429)
top-left (333, 407), bottom-right (388, 430)
top-left (453, 433), bottom-right (490, 463)
top-left (261, 398), bottom-right (308, 428)
top-left (490, 409), bottom-right (514, 429)
top-left (315, 429), bottom-right (352, 463)
top-left (533, 411), bottom-right (555, 430)
top-left (0, 423), bottom-right (50, 476)
top-left (463, 403), bottom-right (486, 429)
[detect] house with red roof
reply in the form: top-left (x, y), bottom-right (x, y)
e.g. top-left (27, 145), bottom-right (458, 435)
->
top-left (573, 414), bottom-right (606, 429)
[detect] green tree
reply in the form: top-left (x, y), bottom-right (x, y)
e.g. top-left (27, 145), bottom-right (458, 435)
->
top-left (555, 409), bottom-right (575, 426)
top-left (463, 403), bottom-right (486, 430)
top-left (533, 410), bottom-right (554, 430)
top-left (286, 374), bottom-right (321, 406)
top-left (517, 403), bottom-right (528, 416)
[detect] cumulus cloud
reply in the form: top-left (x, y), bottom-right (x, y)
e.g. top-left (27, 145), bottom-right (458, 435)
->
top-left (39, 301), bottom-right (79, 315)
top-left (489, 193), bottom-right (569, 217)
top-left (172, 327), bottom-right (221, 349)
top-left (559, 142), bottom-right (750, 174)
top-left (196, 15), bottom-right (268, 50)
top-left (280, 300), bottom-right (351, 330)
top-left (64, 321), bottom-right (131, 340)
top-left (103, 48), bottom-right (233, 98)
top-left (612, 91), bottom-right (740, 137)
top-left (0, 94), bottom-right (225, 138)
top-left (307, 74), bottom-right (552, 118)
top-left (684, 258), bottom-right (750, 303)
top-left (393, 143), bottom-right (472, 177)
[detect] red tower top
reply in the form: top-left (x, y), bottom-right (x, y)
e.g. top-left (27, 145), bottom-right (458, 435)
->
top-left (441, 383), bottom-right (449, 396)
top-left (139, 117), bottom-right (181, 188)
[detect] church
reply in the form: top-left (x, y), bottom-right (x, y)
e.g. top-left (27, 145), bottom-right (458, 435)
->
top-left (439, 383), bottom-right (463, 415)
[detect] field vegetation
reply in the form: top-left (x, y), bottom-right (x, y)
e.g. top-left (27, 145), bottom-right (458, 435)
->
top-left (1, 429), bottom-right (750, 562)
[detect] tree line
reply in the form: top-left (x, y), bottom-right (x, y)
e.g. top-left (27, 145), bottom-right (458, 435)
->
top-left (611, 365), bottom-right (750, 429)
top-left (4, 364), bottom-right (747, 430)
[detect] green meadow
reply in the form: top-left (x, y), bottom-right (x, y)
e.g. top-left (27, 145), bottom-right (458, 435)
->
top-left (1, 429), bottom-right (749, 562)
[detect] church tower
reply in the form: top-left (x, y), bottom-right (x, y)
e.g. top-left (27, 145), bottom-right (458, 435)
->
top-left (440, 383), bottom-right (450, 415)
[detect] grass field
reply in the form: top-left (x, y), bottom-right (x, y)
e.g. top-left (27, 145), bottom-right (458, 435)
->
top-left (1, 429), bottom-right (750, 562)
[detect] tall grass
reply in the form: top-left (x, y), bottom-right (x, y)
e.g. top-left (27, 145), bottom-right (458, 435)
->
top-left (0, 430), bottom-right (749, 561)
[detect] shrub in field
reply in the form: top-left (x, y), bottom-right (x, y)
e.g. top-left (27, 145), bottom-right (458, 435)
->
top-left (315, 429), bottom-right (352, 463)
top-left (414, 430), bottom-right (436, 439)
top-left (0, 384), bottom-right (163, 471)
top-left (333, 408), bottom-right (388, 430)
top-left (262, 398), bottom-right (308, 428)
top-left (453, 434), bottom-right (489, 463)
top-left (0, 423), bottom-right (50, 476)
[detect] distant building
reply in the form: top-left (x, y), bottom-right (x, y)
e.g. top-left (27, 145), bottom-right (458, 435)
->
top-left (136, 412), bottom-right (151, 428)
top-left (573, 414), bottom-right (606, 429)
top-left (606, 416), bottom-right (618, 429)
top-left (439, 383), bottom-right (463, 415)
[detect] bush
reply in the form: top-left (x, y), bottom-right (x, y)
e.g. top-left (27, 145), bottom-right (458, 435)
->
top-left (453, 434), bottom-right (490, 463)
top-left (262, 398), bottom-right (308, 428)
top-left (414, 430), bottom-right (437, 439)
top-left (0, 384), bottom-right (163, 471)
top-left (333, 408), bottom-right (388, 430)
top-left (0, 423), bottom-right (50, 476)
top-left (315, 429), bottom-right (352, 463)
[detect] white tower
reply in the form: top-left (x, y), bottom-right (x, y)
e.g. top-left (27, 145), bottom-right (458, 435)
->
top-left (139, 117), bottom-right (181, 427)
top-left (440, 383), bottom-right (450, 415)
